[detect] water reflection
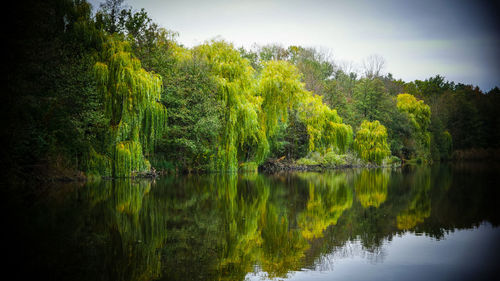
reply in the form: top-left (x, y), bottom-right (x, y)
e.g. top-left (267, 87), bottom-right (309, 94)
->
top-left (397, 168), bottom-right (431, 230)
top-left (355, 169), bottom-right (389, 208)
top-left (13, 164), bottom-right (500, 280)
top-left (297, 173), bottom-right (352, 240)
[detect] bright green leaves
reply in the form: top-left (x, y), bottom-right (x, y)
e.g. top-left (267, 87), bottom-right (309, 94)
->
top-left (397, 93), bottom-right (431, 160)
top-left (195, 40), bottom-right (260, 171)
top-left (256, 60), bottom-right (308, 162)
top-left (397, 93), bottom-right (431, 132)
top-left (259, 60), bottom-right (305, 138)
top-left (88, 37), bottom-right (167, 177)
top-left (89, 38), bottom-right (357, 175)
top-left (258, 60), bottom-right (353, 161)
top-left (114, 141), bottom-right (150, 177)
top-left (353, 120), bottom-right (391, 164)
top-left (193, 41), bottom-right (353, 171)
top-left (298, 94), bottom-right (353, 153)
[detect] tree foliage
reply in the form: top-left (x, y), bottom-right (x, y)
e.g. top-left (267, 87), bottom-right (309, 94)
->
top-left (88, 37), bottom-right (167, 177)
top-left (194, 40), bottom-right (262, 171)
top-left (6, 0), bottom-right (500, 181)
top-left (396, 93), bottom-right (431, 160)
top-left (353, 120), bottom-right (391, 164)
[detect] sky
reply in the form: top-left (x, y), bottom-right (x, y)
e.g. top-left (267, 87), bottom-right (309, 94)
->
top-left (88, 0), bottom-right (500, 91)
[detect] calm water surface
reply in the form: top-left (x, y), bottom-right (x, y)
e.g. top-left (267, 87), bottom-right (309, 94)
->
top-left (5, 164), bottom-right (500, 280)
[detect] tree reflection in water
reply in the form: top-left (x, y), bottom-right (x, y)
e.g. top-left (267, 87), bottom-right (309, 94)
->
top-left (16, 164), bottom-right (500, 281)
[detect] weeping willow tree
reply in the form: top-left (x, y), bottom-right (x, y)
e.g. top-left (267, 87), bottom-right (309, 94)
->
top-left (86, 38), bottom-right (167, 177)
top-left (298, 94), bottom-right (353, 154)
top-left (353, 120), bottom-right (391, 164)
top-left (255, 60), bottom-right (307, 162)
top-left (396, 93), bottom-right (431, 160)
top-left (195, 40), bottom-right (262, 171)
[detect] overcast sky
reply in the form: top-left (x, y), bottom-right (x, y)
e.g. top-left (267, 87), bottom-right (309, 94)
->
top-left (88, 0), bottom-right (500, 91)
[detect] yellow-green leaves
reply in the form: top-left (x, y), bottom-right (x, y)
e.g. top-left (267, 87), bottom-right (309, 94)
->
top-left (195, 40), bottom-right (260, 171)
top-left (259, 60), bottom-right (305, 137)
top-left (353, 120), bottom-right (390, 164)
top-left (397, 93), bottom-right (431, 160)
top-left (255, 60), bottom-right (308, 162)
top-left (298, 94), bottom-right (353, 153)
top-left (89, 37), bottom-right (167, 177)
top-left (396, 93), bottom-right (431, 131)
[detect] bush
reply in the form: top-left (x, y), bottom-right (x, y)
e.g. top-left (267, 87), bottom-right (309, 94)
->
top-left (296, 157), bottom-right (319, 166)
top-left (239, 162), bottom-right (258, 172)
top-left (383, 155), bottom-right (401, 166)
top-left (322, 151), bottom-right (345, 166)
top-left (296, 151), bottom-right (348, 167)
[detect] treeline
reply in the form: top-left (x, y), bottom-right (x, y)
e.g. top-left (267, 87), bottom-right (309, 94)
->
top-left (4, 0), bottom-right (500, 180)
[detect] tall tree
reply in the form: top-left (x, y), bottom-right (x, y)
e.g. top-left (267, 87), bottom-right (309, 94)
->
top-left (88, 37), bottom-right (167, 177)
top-left (353, 78), bottom-right (389, 125)
top-left (95, 0), bottom-right (127, 34)
top-left (362, 54), bottom-right (385, 79)
top-left (396, 93), bottom-right (431, 160)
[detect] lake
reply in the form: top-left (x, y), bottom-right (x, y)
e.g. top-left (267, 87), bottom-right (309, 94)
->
top-left (5, 164), bottom-right (500, 281)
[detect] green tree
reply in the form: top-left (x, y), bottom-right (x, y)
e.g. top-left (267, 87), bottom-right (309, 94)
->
top-left (353, 120), bottom-right (391, 164)
top-left (88, 38), bottom-right (167, 177)
top-left (298, 94), bottom-right (353, 154)
top-left (353, 78), bottom-right (390, 125)
top-left (195, 40), bottom-right (262, 171)
top-left (396, 93), bottom-right (431, 160)
top-left (255, 60), bottom-right (308, 161)
top-left (157, 55), bottom-right (224, 171)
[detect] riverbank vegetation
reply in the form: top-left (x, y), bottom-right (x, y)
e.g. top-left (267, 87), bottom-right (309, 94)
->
top-left (4, 0), bottom-right (500, 181)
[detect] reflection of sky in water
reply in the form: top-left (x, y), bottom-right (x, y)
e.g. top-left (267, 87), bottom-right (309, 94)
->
top-left (247, 223), bottom-right (500, 281)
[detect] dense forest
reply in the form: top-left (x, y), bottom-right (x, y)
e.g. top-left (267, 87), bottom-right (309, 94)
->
top-left (4, 0), bottom-right (500, 181)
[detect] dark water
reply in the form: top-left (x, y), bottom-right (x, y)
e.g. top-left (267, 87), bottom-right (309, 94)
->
top-left (4, 164), bottom-right (500, 281)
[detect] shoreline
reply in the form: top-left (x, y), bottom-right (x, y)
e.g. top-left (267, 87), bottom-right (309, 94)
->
top-left (30, 160), bottom-right (402, 183)
top-left (258, 158), bottom-right (401, 173)
top-left (18, 156), bottom-right (500, 183)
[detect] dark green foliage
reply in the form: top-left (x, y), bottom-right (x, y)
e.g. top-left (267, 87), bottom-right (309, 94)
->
top-left (158, 56), bottom-right (224, 172)
top-left (353, 78), bottom-right (390, 124)
top-left (4, 0), bottom-right (106, 181)
top-left (5, 0), bottom-right (500, 181)
top-left (282, 112), bottom-right (310, 160)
